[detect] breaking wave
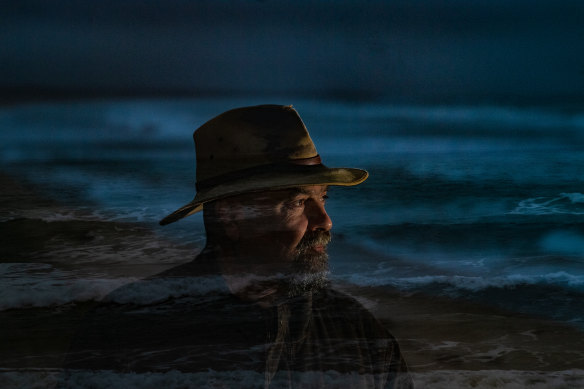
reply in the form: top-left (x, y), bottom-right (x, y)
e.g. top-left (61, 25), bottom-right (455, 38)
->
top-left (511, 193), bottom-right (584, 215)
top-left (4, 260), bottom-right (584, 311)
top-left (0, 271), bottom-right (230, 311)
top-left (0, 271), bottom-right (137, 311)
top-left (339, 271), bottom-right (584, 293)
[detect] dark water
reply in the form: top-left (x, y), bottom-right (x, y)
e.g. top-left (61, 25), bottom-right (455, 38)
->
top-left (1, 98), bottom-right (584, 328)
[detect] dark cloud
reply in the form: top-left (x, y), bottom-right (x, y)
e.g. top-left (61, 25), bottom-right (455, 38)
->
top-left (2, 0), bottom-right (583, 102)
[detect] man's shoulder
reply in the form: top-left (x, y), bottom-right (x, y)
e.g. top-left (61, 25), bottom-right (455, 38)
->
top-left (308, 287), bottom-right (396, 337)
top-left (315, 286), bottom-right (364, 302)
top-left (313, 286), bottom-right (377, 315)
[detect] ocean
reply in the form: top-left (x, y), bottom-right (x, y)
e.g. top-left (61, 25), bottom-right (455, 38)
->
top-left (1, 97), bottom-right (584, 387)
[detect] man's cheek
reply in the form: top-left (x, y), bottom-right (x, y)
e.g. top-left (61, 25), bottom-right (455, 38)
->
top-left (272, 231), bottom-right (302, 253)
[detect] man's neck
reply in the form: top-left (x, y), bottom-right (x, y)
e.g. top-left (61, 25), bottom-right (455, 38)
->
top-left (209, 244), bottom-right (288, 307)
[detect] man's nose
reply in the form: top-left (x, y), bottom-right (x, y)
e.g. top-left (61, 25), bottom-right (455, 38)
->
top-left (307, 201), bottom-right (333, 232)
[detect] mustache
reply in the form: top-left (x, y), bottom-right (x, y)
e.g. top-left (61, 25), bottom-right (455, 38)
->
top-left (296, 231), bottom-right (331, 252)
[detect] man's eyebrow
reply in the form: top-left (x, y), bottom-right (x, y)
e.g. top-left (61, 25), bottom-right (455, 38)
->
top-left (289, 186), bottom-right (328, 196)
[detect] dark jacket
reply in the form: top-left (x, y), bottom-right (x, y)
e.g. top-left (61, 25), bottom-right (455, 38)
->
top-left (65, 252), bottom-right (413, 388)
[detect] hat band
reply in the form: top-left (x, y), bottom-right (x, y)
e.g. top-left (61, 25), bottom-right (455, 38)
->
top-left (195, 155), bottom-right (323, 192)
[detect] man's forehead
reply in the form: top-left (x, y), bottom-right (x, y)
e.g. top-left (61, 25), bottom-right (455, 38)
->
top-left (242, 185), bottom-right (328, 202)
top-left (272, 185), bottom-right (328, 197)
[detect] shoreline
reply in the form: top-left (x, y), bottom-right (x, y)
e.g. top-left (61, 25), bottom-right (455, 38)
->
top-left (2, 170), bottom-right (584, 378)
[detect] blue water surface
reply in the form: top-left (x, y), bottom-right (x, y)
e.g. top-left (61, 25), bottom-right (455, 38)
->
top-left (2, 97), bottom-right (584, 326)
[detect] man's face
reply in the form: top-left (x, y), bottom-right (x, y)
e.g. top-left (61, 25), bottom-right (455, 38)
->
top-left (225, 185), bottom-right (333, 276)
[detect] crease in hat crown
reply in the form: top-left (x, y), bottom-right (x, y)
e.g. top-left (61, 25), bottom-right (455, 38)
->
top-left (159, 104), bottom-right (368, 226)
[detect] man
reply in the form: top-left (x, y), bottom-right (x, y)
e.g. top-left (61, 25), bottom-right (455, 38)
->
top-left (65, 105), bottom-right (412, 388)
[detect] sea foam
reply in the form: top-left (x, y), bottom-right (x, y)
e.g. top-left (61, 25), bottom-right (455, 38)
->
top-left (338, 271), bottom-right (584, 293)
top-left (4, 262), bottom-right (583, 311)
top-left (0, 274), bottom-right (137, 311)
top-left (512, 193), bottom-right (584, 215)
top-left (0, 269), bottom-right (228, 310)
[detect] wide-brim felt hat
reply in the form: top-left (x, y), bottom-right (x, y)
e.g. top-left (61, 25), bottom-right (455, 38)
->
top-left (159, 104), bottom-right (368, 225)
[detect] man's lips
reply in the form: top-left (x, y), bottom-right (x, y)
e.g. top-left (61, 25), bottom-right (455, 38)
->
top-left (295, 231), bottom-right (331, 256)
top-left (310, 245), bottom-right (326, 253)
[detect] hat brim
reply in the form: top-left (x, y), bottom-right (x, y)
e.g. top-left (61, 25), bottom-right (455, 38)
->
top-left (159, 166), bottom-right (367, 225)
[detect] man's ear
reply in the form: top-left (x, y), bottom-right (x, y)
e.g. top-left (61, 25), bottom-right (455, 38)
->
top-left (215, 198), bottom-right (244, 241)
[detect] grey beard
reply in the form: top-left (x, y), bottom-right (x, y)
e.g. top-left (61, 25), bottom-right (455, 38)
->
top-left (287, 231), bottom-right (331, 296)
top-left (287, 269), bottom-right (330, 297)
top-left (292, 230), bottom-right (331, 273)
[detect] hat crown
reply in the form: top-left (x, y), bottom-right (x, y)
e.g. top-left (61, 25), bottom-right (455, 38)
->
top-left (194, 105), bottom-right (318, 183)
top-left (159, 104), bottom-right (368, 226)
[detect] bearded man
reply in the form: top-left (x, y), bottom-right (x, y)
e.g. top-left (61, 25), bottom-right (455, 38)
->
top-left (65, 105), bottom-right (413, 389)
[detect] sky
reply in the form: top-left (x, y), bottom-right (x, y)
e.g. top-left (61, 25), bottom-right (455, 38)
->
top-left (2, 0), bottom-right (584, 102)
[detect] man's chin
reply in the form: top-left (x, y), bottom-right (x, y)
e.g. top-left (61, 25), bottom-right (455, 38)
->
top-left (287, 270), bottom-right (330, 297)
top-left (287, 251), bottom-right (330, 296)
top-left (296, 252), bottom-right (328, 273)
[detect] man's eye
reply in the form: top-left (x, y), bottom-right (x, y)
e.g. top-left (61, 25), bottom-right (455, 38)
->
top-left (288, 199), bottom-right (305, 208)
top-left (322, 195), bottom-right (329, 202)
